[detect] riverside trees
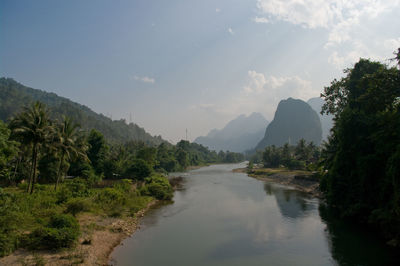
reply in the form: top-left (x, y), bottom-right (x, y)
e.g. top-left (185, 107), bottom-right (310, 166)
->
top-left (320, 50), bottom-right (400, 244)
top-left (1, 101), bottom-right (244, 188)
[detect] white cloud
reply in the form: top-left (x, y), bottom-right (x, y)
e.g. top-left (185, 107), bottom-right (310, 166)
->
top-left (133, 75), bottom-right (155, 84)
top-left (256, 0), bottom-right (400, 69)
top-left (202, 71), bottom-right (318, 120)
top-left (384, 38), bottom-right (400, 51)
top-left (244, 70), bottom-right (267, 93)
top-left (228, 27), bottom-right (234, 35)
top-left (256, 0), bottom-right (338, 29)
top-left (215, 8), bottom-right (221, 13)
top-left (244, 70), bottom-right (314, 98)
top-left (256, 0), bottom-right (399, 29)
top-left (253, 16), bottom-right (269, 23)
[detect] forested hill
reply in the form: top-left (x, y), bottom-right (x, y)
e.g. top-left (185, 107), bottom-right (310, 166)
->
top-left (0, 78), bottom-right (164, 145)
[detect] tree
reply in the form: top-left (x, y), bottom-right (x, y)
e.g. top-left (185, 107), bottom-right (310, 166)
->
top-left (9, 102), bottom-right (52, 193)
top-left (87, 129), bottom-right (108, 175)
top-left (0, 120), bottom-right (18, 185)
top-left (125, 159), bottom-right (152, 181)
top-left (136, 146), bottom-right (157, 168)
top-left (262, 146), bottom-right (281, 168)
top-left (281, 143), bottom-right (291, 165)
top-left (320, 52), bottom-right (400, 242)
top-left (295, 138), bottom-right (309, 162)
top-left (53, 117), bottom-right (88, 190)
top-left (176, 148), bottom-right (189, 169)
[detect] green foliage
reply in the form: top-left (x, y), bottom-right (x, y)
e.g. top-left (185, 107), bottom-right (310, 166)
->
top-left (261, 140), bottom-right (320, 170)
top-left (87, 129), bottom-right (108, 175)
top-left (65, 198), bottom-right (91, 216)
top-left (24, 214), bottom-right (80, 250)
top-left (320, 53), bottom-right (400, 243)
top-left (113, 179), bottom-right (133, 192)
top-left (125, 159), bottom-right (152, 180)
top-left (144, 175), bottom-right (173, 200)
top-left (95, 188), bottom-right (126, 205)
top-left (0, 189), bottom-right (20, 257)
top-left (9, 101), bottom-right (52, 194)
top-left (0, 120), bottom-right (18, 185)
top-left (176, 147), bottom-right (189, 168)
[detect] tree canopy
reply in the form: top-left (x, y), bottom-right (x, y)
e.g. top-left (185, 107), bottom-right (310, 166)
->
top-left (320, 52), bottom-right (400, 243)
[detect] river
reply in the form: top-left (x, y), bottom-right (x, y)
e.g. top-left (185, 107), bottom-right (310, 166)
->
top-left (110, 163), bottom-right (399, 266)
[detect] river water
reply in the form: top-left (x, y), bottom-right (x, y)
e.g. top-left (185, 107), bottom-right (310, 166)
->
top-left (110, 163), bottom-right (399, 266)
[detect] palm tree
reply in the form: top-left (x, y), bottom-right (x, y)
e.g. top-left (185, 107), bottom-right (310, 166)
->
top-left (9, 101), bottom-right (52, 193)
top-left (53, 117), bottom-right (88, 190)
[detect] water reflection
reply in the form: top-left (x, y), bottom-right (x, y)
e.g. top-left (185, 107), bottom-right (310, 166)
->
top-left (319, 205), bottom-right (400, 266)
top-left (111, 164), bottom-right (399, 266)
top-left (263, 183), bottom-right (316, 219)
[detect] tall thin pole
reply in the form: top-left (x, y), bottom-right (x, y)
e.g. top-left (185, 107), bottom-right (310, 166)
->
top-left (186, 128), bottom-right (188, 141)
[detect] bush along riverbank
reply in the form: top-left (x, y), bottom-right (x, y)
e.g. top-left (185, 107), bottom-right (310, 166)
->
top-left (0, 175), bottom-right (175, 265)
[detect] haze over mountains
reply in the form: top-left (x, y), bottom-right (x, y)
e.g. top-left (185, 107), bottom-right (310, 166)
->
top-left (307, 97), bottom-right (334, 141)
top-left (194, 112), bottom-right (268, 152)
top-left (1, 78), bottom-right (331, 152)
top-left (0, 78), bottom-right (164, 145)
top-left (255, 98), bottom-right (322, 151)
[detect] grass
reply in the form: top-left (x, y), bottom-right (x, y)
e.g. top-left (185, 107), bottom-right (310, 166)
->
top-left (251, 167), bottom-right (312, 177)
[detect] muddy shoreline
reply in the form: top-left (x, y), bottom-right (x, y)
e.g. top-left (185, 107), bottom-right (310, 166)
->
top-left (233, 167), bottom-right (322, 198)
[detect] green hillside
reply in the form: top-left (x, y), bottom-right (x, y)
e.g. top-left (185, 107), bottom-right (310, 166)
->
top-left (0, 78), bottom-right (164, 145)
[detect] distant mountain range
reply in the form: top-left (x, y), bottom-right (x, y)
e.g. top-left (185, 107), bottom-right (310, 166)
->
top-left (0, 78), bottom-right (164, 145)
top-left (194, 112), bottom-right (268, 152)
top-left (307, 97), bottom-right (334, 141)
top-left (254, 98), bottom-right (322, 150)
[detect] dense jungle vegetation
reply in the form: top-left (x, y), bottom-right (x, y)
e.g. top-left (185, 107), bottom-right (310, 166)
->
top-left (319, 50), bottom-right (400, 245)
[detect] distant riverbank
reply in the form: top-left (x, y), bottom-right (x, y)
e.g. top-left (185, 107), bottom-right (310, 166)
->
top-left (234, 167), bottom-right (321, 198)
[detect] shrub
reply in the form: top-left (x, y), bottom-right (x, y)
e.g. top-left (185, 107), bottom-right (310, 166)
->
top-left (24, 214), bottom-right (80, 250)
top-left (56, 186), bottom-right (73, 204)
top-left (145, 175), bottom-right (173, 200)
top-left (113, 179), bottom-right (132, 192)
top-left (286, 159), bottom-right (305, 170)
top-left (0, 233), bottom-right (17, 257)
top-left (65, 178), bottom-right (90, 197)
top-left (0, 189), bottom-right (19, 257)
top-left (65, 198), bottom-right (91, 216)
top-left (95, 188), bottom-right (126, 205)
top-left (49, 214), bottom-right (80, 230)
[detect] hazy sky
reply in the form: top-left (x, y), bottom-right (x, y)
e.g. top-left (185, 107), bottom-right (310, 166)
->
top-left (1, 0), bottom-right (399, 143)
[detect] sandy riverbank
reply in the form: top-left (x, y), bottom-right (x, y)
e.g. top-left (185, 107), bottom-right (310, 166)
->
top-left (0, 200), bottom-right (158, 266)
top-left (234, 167), bottom-right (322, 198)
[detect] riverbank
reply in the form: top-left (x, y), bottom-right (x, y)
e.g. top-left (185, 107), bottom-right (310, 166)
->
top-left (0, 200), bottom-right (158, 265)
top-left (234, 167), bottom-right (322, 198)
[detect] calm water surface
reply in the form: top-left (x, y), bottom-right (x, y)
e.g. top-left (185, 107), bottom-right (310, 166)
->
top-left (110, 163), bottom-right (399, 266)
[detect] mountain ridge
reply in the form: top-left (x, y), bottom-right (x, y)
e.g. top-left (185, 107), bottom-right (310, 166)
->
top-left (194, 112), bottom-right (268, 152)
top-left (255, 98), bottom-right (322, 150)
top-left (0, 77), bottom-right (164, 145)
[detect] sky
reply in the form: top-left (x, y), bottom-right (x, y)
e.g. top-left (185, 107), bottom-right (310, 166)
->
top-left (1, 0), bottom-right (399, 143)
